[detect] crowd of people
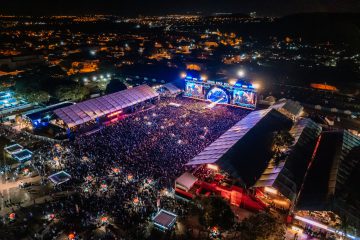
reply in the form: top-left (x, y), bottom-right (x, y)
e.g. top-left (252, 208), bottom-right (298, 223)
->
top-left (37, 97), bottom-right (249, 237)
top-left (1, 97), bottom-right (250, 238)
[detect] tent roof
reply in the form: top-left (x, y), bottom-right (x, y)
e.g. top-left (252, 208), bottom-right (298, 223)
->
top-left (175, 172), bottom-right (198, 190)
top-left (4, 144), bottom-right (23, 154)
top-left (254, 118), bottom-right (322, 200)
top-left (186, 109), bottom-right (272, 166)
top-left (152, 209), bottom-right (177, 229)
top-left (271, 99), bottom-right (303, 118)
top-left (163, 83), bottom-right (181, 94)
top-left (48, 171), bottom-right (71, 185)
top-left (296, 131), bottom-right (360, 212)
top-left (54, 85), bottom-right (158, 128)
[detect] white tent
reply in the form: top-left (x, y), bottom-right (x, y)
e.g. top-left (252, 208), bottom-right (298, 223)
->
top-left (186, 109), bottom-right (271, 166)
top-left (175, 172), bottom-right (198, 192)
top-left (54, 85), bottom-right (159, 128)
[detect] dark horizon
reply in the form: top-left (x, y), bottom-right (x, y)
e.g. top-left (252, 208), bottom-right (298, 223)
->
top-left (0, 0), bottom-right (359, 17)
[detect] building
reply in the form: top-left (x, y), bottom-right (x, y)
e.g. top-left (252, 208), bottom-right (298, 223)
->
top-left (175, 101), bottom-right (328, 214)
top-left (156, 83), bottom-right (181, 97)
top-left (152, 209), bottom-right (177, 232)
top-left (23, 102), bottom-right (74, 129)
top-left (0, 55), bottom-right (44, 70)
top-left (175, 106), bottom-right (298, 211)
top-left (254, 118), bottom-right (322, 208)
top-left (295, 130), bottom-right (360, 230)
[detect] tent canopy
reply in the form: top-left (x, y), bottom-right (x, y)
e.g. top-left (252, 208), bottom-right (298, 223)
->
top-left (54, 85), bottom-right (158, 128)
top-left (175, 172), bottom-right (198, 191)
top-left (163, 83), bottom-right (181, 94)
top-left (186, 109), bottom-right (271, 166)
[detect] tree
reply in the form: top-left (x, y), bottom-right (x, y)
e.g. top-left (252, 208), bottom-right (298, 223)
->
top-left (105, 78), bottom-right (127, 94)
top-left (55, 84), bottom-right (89, 101)
top-left (13, 76), bottom-right (53, 104)
top-left (272, 130), bottom-right (294, 149)
top-left (14, 79), bottom-right (50, 104)
top-left (240, 212), bottom-right (285, 240)
top-left (198, 196), bottom-right (235, 230)
top-left (20, 90), bottom-right (50, 104)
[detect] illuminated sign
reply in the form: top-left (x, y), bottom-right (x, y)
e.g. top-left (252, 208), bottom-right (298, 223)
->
top-left (107, 110), bottom-right (123, 118)
top-left (184, 77), bottom-right (257, 110)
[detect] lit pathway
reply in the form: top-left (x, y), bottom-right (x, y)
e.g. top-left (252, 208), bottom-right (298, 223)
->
top-left (0, 175), bottom-right (41, 191)
top-left (294, 215), bottom-right (359, 240)
top-left (0, 190), bottom-right (75, 215)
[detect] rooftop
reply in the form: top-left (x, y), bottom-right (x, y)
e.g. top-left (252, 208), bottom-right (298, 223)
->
top-left (54, 84), bottom-right (159, 128)
top-left (152, 209), bottom-right (177, 231)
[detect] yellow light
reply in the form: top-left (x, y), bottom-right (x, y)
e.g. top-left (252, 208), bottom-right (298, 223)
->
top-left (273, 199), bottom-right (288, 206)
top-left (252, 83), bottom-right (260, 89)
top-left (264, 186), bottom-right (278, 195)
top-left (207, 164), bottom-right (219, 171)
top-left (200, 74), bottom-right (207, 81)
top-left (291, 225), bottom-right (303, 234)
top-left (229, 78), bottom-right (237, 86)
top-left (180, 72), bottom-right (187, 79)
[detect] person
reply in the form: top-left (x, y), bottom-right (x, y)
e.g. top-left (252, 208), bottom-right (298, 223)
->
top-left (1, 97), bottom-right (250, 237)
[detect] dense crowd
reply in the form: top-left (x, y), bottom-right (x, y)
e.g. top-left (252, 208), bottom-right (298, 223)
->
top-left (42, 97), bottom-right (248, 235)
top-left (1, 97), bottom-right (250, 238)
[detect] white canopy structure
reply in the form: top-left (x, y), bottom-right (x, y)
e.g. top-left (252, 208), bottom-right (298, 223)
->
top-left (54, 85), bottom-right (159, 128)
top-left (175, 172), bottom-right (198, 192)
top-left (162, 83), bottom-right (181, 95)
top-left (186, 109), bottom-right (271, 166)
top-left (4, 144), bottom-right (23, 154)
top-left (48, 171), bottom-right (71, 185)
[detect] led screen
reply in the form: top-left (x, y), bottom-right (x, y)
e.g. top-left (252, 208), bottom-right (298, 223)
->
top-left (184, 82), bottom-right (204, 98)
top-left (206, 87), bottom-right (229, 104)
top-left (233, 89), bottom-right (257, 109)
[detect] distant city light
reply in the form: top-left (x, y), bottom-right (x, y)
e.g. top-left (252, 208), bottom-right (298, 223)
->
top-left (90, 50), bottom-right (96, 55)
top-left (92, 76), bottom-right (97, 81)
top-left (180, 72), bottom-right (187, 79)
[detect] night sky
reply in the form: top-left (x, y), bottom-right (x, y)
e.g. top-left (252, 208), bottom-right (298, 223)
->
top-left (0, 0), bottom-right (359, 16)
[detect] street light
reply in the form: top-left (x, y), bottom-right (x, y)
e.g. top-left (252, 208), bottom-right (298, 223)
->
top-left (180, 72), bottom-right (187, 79)
top-left (229, 78), bottom-right (237, 86)
top-left (252, 83), bottom-right (261, 89)
top-left (237, 69), bottom-right (245, 78)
